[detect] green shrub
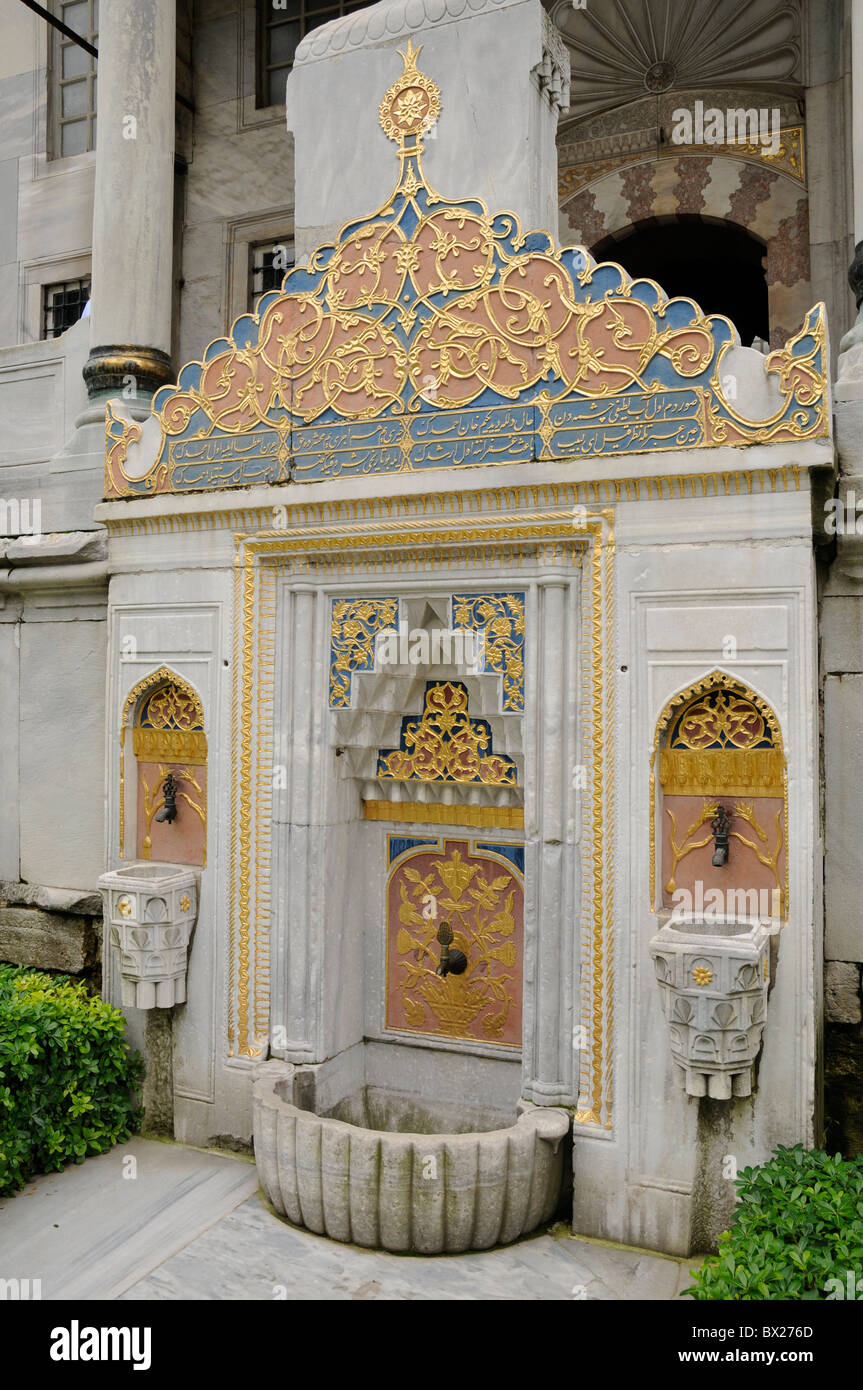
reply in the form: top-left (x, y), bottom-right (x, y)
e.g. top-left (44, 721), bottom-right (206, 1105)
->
top-left (685, 1144), bottom-right (863, 1300)
top-left (0, 964), bottom-right (143, 1196)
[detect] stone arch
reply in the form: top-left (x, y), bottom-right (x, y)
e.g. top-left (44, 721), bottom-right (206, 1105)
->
top-left (561, 154), bottom-right (810, 348)
top-left (120, 665), bottom-right (205, 734)
top-left (652, 669), bottom-right (785, 757)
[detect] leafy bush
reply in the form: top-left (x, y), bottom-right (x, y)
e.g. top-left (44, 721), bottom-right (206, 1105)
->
top-left (686, 1144), bottom-right (863, 1300)
top-left (0, 964), bottom-right (143, 1196)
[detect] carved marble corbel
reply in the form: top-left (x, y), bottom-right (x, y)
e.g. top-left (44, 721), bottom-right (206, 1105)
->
top-left (649, 914), bottom-right (778, 1100)
top-left (99, 863), bottom-right (198, 1009)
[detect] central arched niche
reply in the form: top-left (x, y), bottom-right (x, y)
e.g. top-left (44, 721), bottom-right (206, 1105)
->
top-left (591, 217), bottom-right (769, 347)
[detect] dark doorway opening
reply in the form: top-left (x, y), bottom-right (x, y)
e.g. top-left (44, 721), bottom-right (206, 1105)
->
top-left (591, 216), bottom-right (769, 347)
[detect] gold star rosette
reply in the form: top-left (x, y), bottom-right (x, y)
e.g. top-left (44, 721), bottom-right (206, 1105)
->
top-left (378, 40), bottom-right (441, 144)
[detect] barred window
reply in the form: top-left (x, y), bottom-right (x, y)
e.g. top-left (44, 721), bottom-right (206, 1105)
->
top-left (42, 278), bottom-right (91, 338)
top-left (248, 240), bottom-right (295, 309)
top-left (256, 0), bottom-right (374, 108)
top-left (51, 0), bottom-right (99, 158)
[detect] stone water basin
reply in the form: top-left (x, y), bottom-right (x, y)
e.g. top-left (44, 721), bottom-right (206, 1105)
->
top-left (253, 1062), bottom-right (570, 1254)
top-left (649, 912), bottom-right (779, 1099)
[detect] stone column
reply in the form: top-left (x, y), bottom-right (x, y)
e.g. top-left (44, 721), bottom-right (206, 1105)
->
top-left (820, 0), bottom-right (863, 1162)
top-left (853, 0), bottom-right (863, 244)
top-left (521, 575), bottom-right (577, 1106)
top-left (83, 0), bottom-right (176, 401)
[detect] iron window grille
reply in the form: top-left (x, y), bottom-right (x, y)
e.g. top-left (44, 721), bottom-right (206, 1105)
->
top-left (42, 278), bottom-right (91, 338)
top-left (248, 240), bottom-right (295, 309)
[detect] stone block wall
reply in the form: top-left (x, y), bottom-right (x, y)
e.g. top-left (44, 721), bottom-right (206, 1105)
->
top-left (824, 962), bottom-right (863, 1155)
top-left (0, 881), bottom-right (103, 989)
top-left (821, 408), bottom-right (863, 1158)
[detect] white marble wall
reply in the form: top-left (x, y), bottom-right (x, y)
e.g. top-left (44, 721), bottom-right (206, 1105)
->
top-left (0, 554), bottom-right (107, 892)
top-left (103, 561), bottom-right (246, 1143)
top-left (572, 473), bottom-right (823, 1254)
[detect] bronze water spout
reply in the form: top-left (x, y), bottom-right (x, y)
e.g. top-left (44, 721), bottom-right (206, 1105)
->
top-left (155, 771), bottom-right (178, 824)
top-left (435, 920), bottom-right (467, 977)
top-left (711, 803), bottom-right (731, 866)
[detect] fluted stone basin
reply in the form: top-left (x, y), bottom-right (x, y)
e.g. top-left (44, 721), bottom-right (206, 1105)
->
top-left (253, 1064), bottom-right (570, 1254)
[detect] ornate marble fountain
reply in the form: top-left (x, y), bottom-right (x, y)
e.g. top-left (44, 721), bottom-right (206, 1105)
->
top-left (97, 0), bottom-right (828, 1257)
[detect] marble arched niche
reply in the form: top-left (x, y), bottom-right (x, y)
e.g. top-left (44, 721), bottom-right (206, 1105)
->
top-left (649, 670), bottom-right (787, 919)
top-left (119, 667), bottom-right (207, 868)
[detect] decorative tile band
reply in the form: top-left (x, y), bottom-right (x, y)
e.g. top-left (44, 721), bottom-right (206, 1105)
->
top-left (329, 596), bottom-right (399, 708)
top-left (451, 592), bottom-right (525, 712)
top-left (558, 126), bottom-right (806, 201)
top-left (99, 465), bottom-right (806, 541)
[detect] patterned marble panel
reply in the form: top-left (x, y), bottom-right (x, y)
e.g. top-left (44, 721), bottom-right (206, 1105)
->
top-left (385, 837), bottom-right (524, 1047)
top-left (329, 596), bottom-right (399, 708)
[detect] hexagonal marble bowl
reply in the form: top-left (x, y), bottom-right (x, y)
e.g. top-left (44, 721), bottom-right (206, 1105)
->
top-left (648, 913), bottom-right (779, 1100)
top-left (98, 862), bottom-right (198, 1009)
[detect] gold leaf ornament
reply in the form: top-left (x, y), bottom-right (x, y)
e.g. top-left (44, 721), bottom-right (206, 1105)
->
top-left (398, 882), bottom-right (424, 927)
top-left (404, 998), bottom-right (426, 1027)
top-left (433, 849), bottom-right (477, 901)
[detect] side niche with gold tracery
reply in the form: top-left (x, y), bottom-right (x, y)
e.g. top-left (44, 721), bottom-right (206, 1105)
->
top-left (120, 669), bottom-right (208, 867)
top-left (651, 673), bottom-right (787, 917)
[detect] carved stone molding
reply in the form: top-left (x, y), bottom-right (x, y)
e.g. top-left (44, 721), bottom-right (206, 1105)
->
top-left (293, 0), bottom-right (519, 65)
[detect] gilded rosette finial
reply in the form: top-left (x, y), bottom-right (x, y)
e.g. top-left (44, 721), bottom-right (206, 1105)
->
top-left (378, 40), bottom-right (441, 145)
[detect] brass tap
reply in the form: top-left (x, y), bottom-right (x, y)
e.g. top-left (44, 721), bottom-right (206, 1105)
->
top-left (435, 920), bottom-right (467, 977)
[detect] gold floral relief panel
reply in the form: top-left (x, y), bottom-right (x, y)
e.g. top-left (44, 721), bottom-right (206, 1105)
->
top-left (386, 838), bottom-right (524, 1047)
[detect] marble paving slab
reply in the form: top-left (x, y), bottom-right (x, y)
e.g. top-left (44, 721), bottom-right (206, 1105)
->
top-left (1, 1138), bottom-right (701, 1301)
top-left (0, 1138), bottom-right (259, 1300)
top-left (121, 1190), bottom-right (700, 1302)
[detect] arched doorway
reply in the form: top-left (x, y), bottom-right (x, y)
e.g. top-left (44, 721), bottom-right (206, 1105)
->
top-left (591, 215), bottom-right (769, 347)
